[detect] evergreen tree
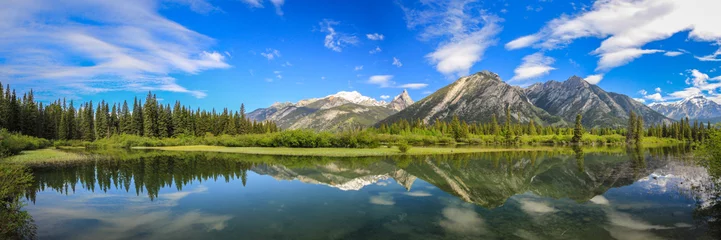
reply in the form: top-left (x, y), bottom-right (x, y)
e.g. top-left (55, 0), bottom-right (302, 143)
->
top-left (120, 101), bottom-right (132, 134)
top-left (635, 115), bottom-right (643, 144)
top-left (626, 112), bottom-right (637, 143)
top-left (572, 114), bottom-right (583, 144)
top-left (132, 97), bottom-right (144, 136)
top-left (143, 92), bottom-right (159, 137)
top-left (95, 101), bottom-right (108, 139)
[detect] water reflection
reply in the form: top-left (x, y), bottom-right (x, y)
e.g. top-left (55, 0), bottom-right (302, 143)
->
top-left (22, 146), bottom-right (721, 239)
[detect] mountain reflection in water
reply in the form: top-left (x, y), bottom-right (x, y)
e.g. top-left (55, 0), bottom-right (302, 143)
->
top-left (23, 146), bottom-right (721, 240)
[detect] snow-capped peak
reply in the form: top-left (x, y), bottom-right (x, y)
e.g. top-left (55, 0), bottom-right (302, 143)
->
top-left (326, 91), bottom-right (387, 106)
top-left (648, 94), bottom-right (721, 120)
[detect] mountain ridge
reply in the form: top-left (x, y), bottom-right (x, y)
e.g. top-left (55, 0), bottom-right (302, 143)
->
top-left (249, 90), bottom-right (412, 131)
top-left (648, 95), bottom-right (721, 120)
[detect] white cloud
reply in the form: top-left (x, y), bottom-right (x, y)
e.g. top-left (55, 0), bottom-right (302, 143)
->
top-left (366, 33), bottom-right (384, 40)
top-left (270, 0), bottom-right (285, 16)
top-left (380, 95), bottom-right (390, 99)
top-left (687, 69), bottom-right (709, 86)
top-left (638, 89), bottom-right (648, 95)
top-left (369, 194), bottom-right (394, 205)
top-left (585, 74), bottom-right (604, 85)
top-left (260, 48), bottom-right (281, 60)
top-left (597, 49), bottom-right (663, 71)
top-left (354, 65), bottom-right (363, 71)
top-left (281, 61), bottom-right (292, 67)
top-left (404, 191), bottom-right (432, 197)
top-left (319, 19), bottom-right (358, 52)
top-left (696, 48), bottom-right (721, 62)
top-left (507, 0), bottom-right (721, 72)
top-left (668, 69), bottom-right (721, 102)
top-left (171, 0), bottom-right (220, 14)
top-left (664, 51), bottom-right (684, 57)
top-left (510, 52), bottom-right (556, 82)
top-left (655, 87), bottom-right (662, 92)
top-left (398, 83), bottom-right (428, 89)
top-left (645, 93), bottom-right (663, 101)
top-left (439, 203), bottom-right (487, 236)
top-left (0, 0), bottom-right (230, 99)
top-left (368, 75), bottom-right (394, 88)
top-left (369, 46), bottom-right (382, 54)
top-left (670, 87), bottom-right (703, 99)
top-left (241, 0), bottom-right (264, 8)
top-left (633, 98), bottom-right (646, 103)
top-left (505, 35), bottom-right (540, 50)
top-left (392, 57), bottom-right (403, 67)
top-left (519, 199), bottom-right (556, 214)
top-left (402, 0), bottom-right (501, 77)
top-left (240, 0), bottom-right (284, 15)
top-left (367, 75), bottom-right (426, 89)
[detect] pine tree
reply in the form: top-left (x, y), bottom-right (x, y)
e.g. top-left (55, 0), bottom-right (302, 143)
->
top-left (143, 92), bottom-right (159, 137)
top-left (120, 101), bottom-right (132, 134)
top-left (505, 105), bottom-right (512, 134)
top-left (572, 114), bottom-right (583, 144)
top-left (626, 112), bottom-right (637, 143)
top-left (635, 115), bottom-right (643, 144)
top-left (132, 97), bottom-right (144, 136)
top-left (450, 115), bottom-right (462, 140)
top-left (95, 101), bottom-right (108, 139)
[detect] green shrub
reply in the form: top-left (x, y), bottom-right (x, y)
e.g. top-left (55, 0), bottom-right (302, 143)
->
top-left (0, 129), bottom-right (52, 157)
top-left (397, 141), bottom-right (411, 153)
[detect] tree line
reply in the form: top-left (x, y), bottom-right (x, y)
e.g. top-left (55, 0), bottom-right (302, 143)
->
top-left (0, 82), bottom-right (279, 141)
top-left (375, 107), bottom-right (625, 140)
top-left (626, 111), bottom-right (713, 144)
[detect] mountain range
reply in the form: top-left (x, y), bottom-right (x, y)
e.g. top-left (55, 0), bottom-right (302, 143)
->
top-left (250, 70), bottom-right (680, 131)
top-left (249, 90), bottom-right (413, 131)
top-left (649, 95), bottom-right (721, 120)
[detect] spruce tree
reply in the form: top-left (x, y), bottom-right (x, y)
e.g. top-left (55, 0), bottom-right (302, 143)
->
top-left (572, 114), bottom-right (583, 144)
top-left (95, 101), bottom-right (108, 139)
top-left (132, 97), bottom-right (144, 136)
top-left (635, 115), bottom-right (643, 144)
top-left (626, 112), bottom-right (637, 143)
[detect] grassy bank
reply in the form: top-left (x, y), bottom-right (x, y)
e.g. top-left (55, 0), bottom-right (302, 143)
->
top-left (0, 129), bottom-right (52, 158)
top-left (71, 131), bottom-right (685, 150)
top-left (134, 145), bottom-right (560, 157)
top-left (2, 148), bottom-right (96, 165)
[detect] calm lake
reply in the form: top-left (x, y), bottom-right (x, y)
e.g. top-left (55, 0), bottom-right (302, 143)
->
top-left (22, 147), bottom-right (721, 239)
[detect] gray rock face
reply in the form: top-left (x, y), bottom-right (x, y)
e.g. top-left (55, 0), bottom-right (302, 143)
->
top-left (388, 89), bottom-right (414, 111)
top-left (380, 71), bottom-right (565, 126)
top-left (248, 90), bottom-right (412, 131)
top-left (524, 76), bottom-right (672, 127)
top-left (649, 95), bottom-right (721, 120)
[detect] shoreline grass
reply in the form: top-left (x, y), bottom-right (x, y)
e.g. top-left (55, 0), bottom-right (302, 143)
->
top-left (1, 148), bottom-right (96, 165)
top-left (134, 145), bottom-right (565, 157)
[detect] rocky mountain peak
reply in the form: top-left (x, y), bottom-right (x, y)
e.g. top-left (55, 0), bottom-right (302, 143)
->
top-left (388, 89), bottom-right (414, 111)
top-left (649, 94), bottom-right (721, 120)
top-left (564, 75), bottom-right (589, 88)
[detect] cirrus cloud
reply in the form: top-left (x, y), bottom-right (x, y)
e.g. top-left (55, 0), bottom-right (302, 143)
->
top-left (506, 0), bottom-right (721, 73)
top-left (0, 0), bottom-right (230, 99)
top-left (401, 0), bottom-right (501, 77)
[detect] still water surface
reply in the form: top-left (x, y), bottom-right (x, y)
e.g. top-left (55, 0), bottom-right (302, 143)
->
top-left (24, 147), bottom-right (721, 239)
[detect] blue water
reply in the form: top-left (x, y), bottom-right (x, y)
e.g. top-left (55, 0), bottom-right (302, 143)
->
top-left (23, 149), bottom-right (720, 239)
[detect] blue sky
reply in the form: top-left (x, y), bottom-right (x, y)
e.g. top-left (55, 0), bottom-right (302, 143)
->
top-left (2, 0), bottom-right (721, 111)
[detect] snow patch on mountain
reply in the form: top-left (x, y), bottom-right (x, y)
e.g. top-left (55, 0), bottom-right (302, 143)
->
top-left (649, 95), bottom-right (721, 120)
